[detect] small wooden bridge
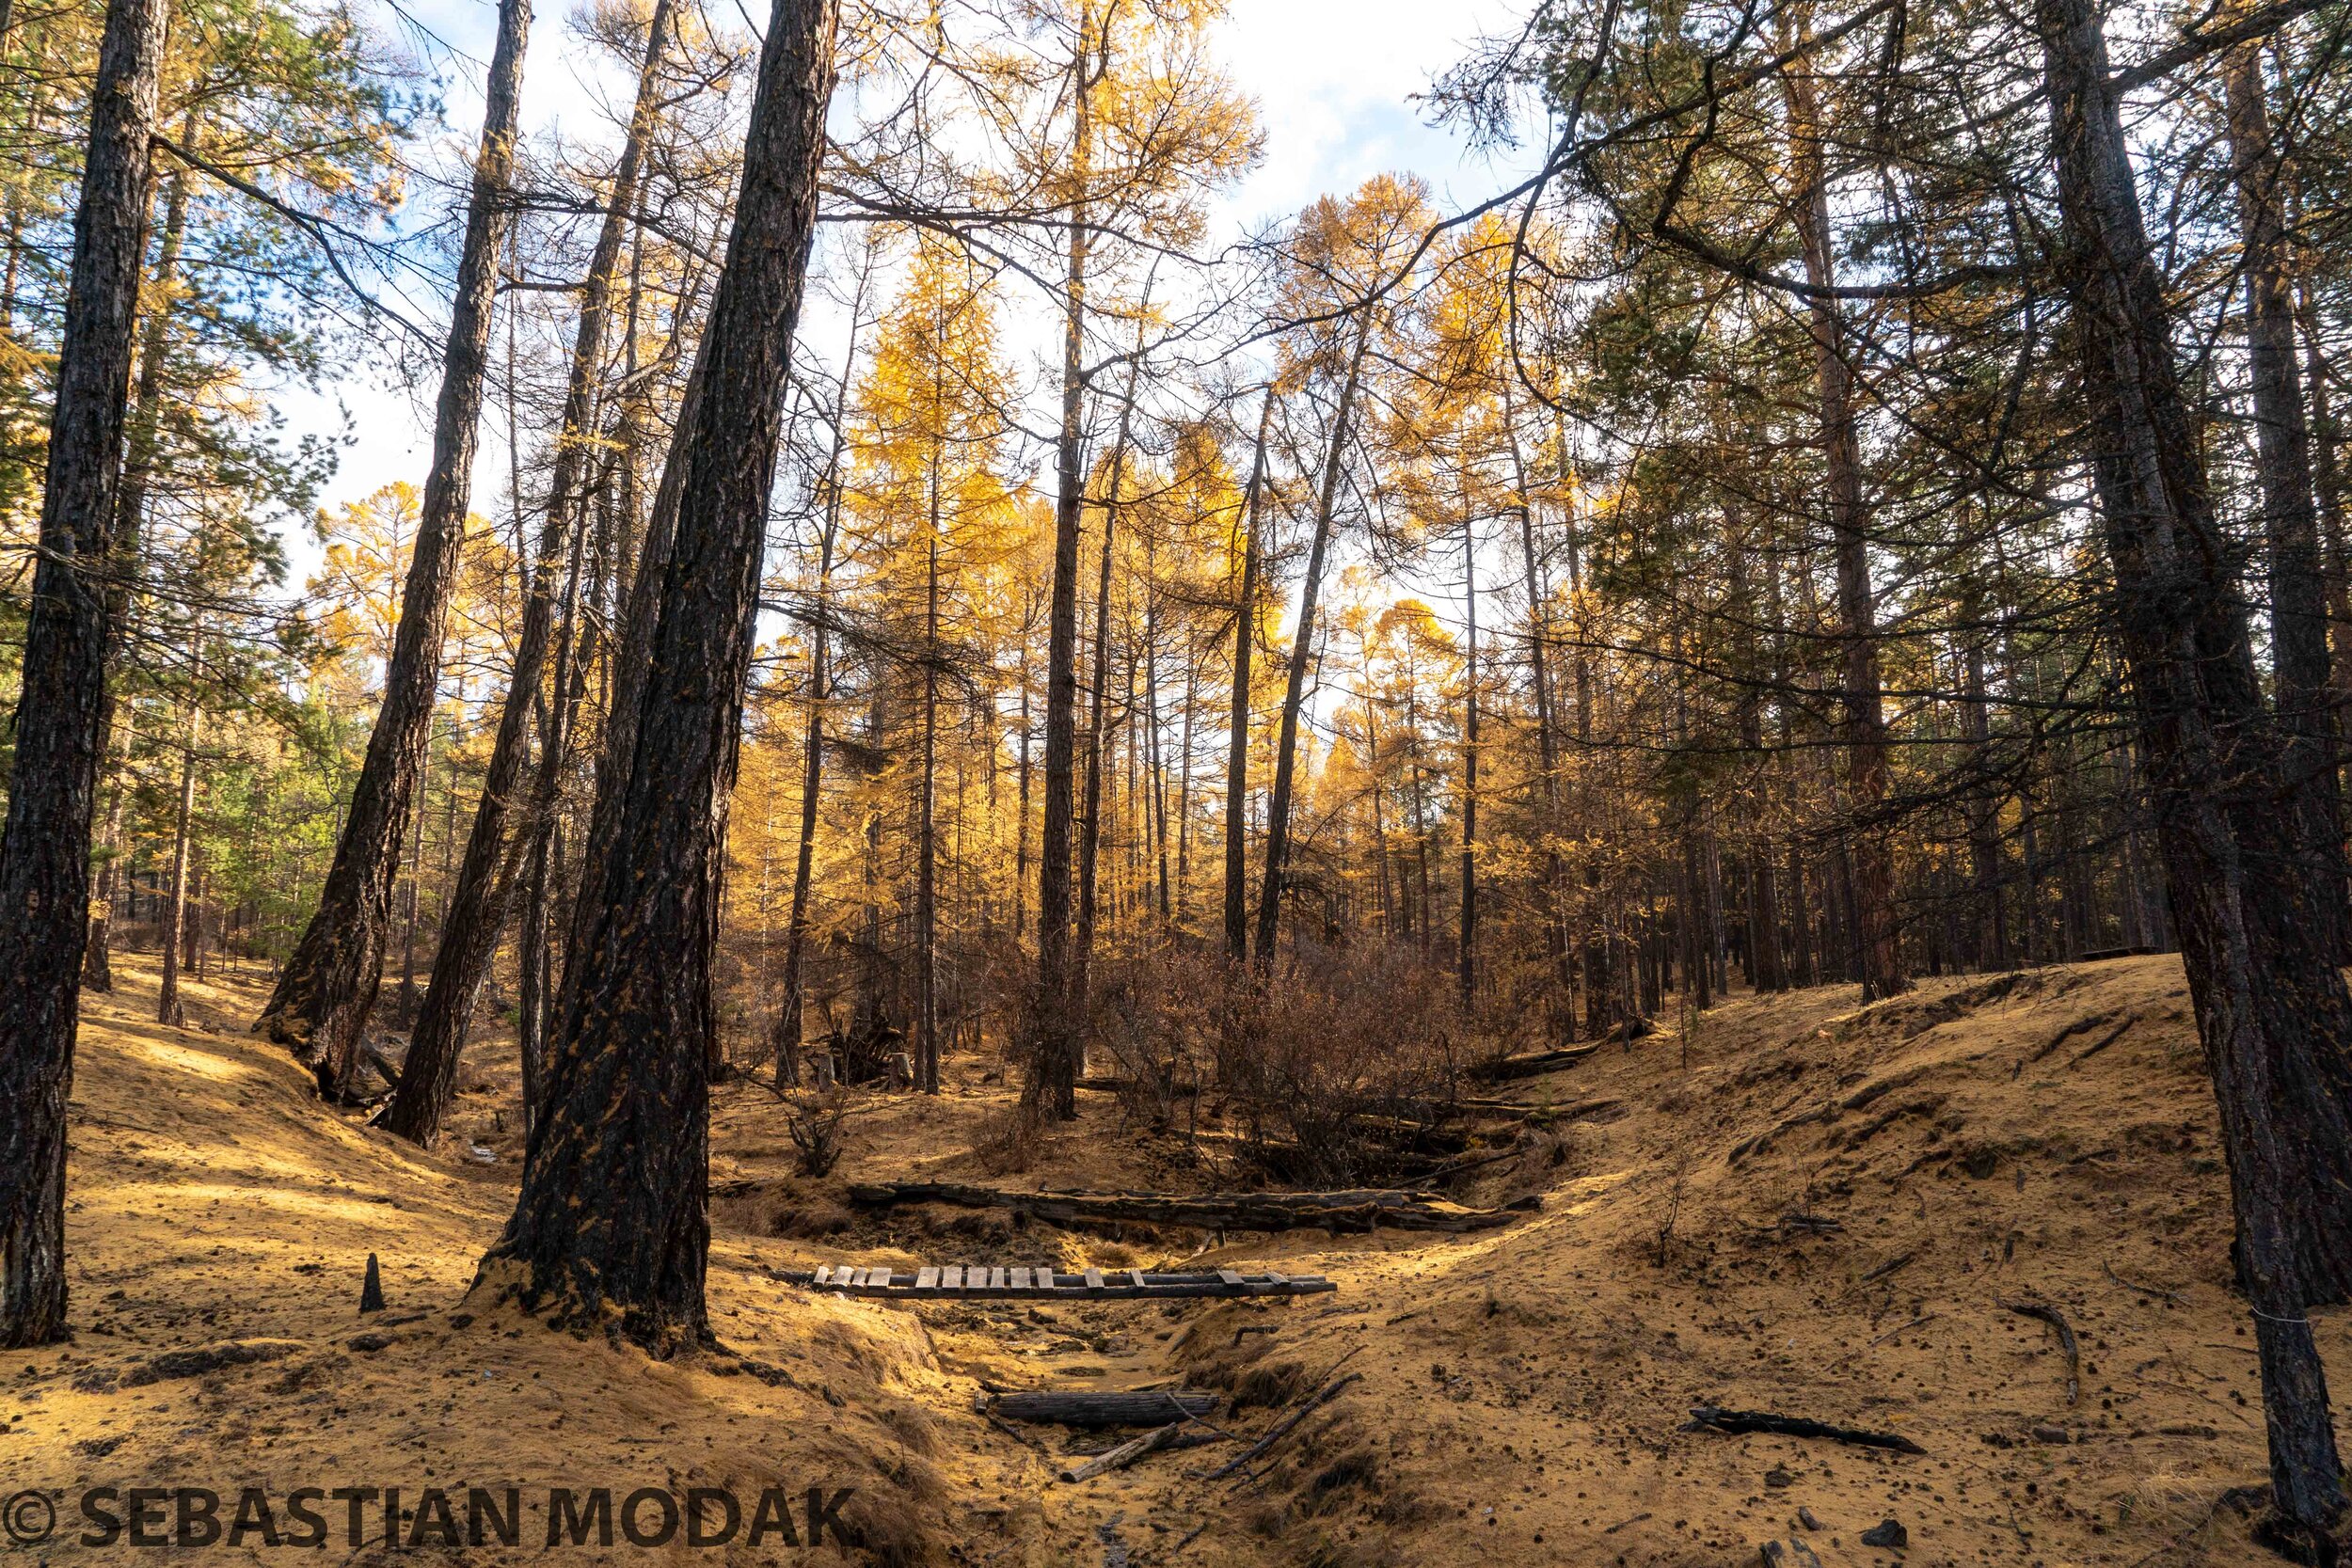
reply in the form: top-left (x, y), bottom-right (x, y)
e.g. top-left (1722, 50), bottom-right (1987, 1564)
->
top-left (781, 1263), bottom-right (1335, 1300)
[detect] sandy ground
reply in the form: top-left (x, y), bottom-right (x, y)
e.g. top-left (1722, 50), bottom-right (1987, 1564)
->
top-left (1, 952), bottom-right (2344, 1566)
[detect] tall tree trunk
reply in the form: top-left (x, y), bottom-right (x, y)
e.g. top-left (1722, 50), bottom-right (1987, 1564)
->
top-left (259, 0), bottom-right (533, 1096)
top-left (1174, 654), bottom-right (1198, 924)
top-left (1257, 318), bottom-right (1373, 967)
top-left (1511, 401), bottom-right (1573, 1034)
top-left (85, 150), bottom-right (189, 993)
top-left (772, 264), bottom-right (867, 1087)
top-left (2223, 34), bottom-right (2344, 956)
top-left (393, 733), bottom-right (429, 1027)
top-left (554, 238), bottom-right (720, 1027)
top-left (1962, 640), bottom-right (2011, 970)
top-left (157, 699), bottom-right (201, 1026)
top-left (1739, 689), bottom-right (1786, 993)
top-left (1224, 391), bottom-right (1272, 963)
top-left (1015, 604), bottom-right (1032, 943)
top-left (2039, 0), bottom-right (2352, 1544)
top-left (1072, 298), bottom-right (1147, 1058)
top-left (915, 484), bottom-right (942, 1095)
top-left (0, 0), bottom-right (169, 1350)
top-left (1025, 0), bottom-right (1105, 1121)
top-left (1785, 46), bottom-right (1905, 1001)
top-left (1457, 478), bottom-right (1479, 1017)
top-left (1145, 567), bottom-right (1171, 925)
top-left (84, 714), bottom-right (138, 994)
top-left (477, 0), bottom-right (839, 1354)
top-left (378, 0), bottom-right (672, 1147)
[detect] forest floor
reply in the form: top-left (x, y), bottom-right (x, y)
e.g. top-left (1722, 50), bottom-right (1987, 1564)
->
top-left (3, 953), bottom-right (2344, 1567)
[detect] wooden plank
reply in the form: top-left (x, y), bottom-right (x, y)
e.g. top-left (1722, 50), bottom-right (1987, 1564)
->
top-left (788, 1268), bottom-right (1336, 1301)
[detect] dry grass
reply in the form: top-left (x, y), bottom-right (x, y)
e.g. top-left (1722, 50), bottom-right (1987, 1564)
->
top-left (4, 951), bottom-right (2344, 1566)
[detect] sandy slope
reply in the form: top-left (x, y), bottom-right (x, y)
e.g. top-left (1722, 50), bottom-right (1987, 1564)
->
top-left (1, 953), bottom-right (2343, 1566)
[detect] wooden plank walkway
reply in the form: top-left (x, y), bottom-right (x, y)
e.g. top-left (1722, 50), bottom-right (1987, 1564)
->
top-left (780, 1264), bottom-right (1335, 1300)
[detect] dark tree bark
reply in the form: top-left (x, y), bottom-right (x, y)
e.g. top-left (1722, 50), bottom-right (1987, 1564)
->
top-left (915, 458), bottom-right (943, 1094)
top-left (2223, 37), bottom-right (2344, 956)
top-left (1785, 47), bottom-right (1905, 1001)
top-left (1457, 476), bottom-right (1479, 1016)
top-left (476, 0), bottom-right (839, 1354)
top-left (157, 700), bottom-right (201, 1027)
top-left (0, 0), bottom-right (169, 1350)
top-left (1025, 0), bottom-right (1105, 1121)
top-left (2040, 0), bottom-right (2352, 1544)
top-left (1224, 391), bottom-right (1272, 964)
top-left (771, 263), bottom-right (868, 1087)
top-left (1257, 317), bottom-right (1372, 968)
top-left (1073, 327), bottom-right (1145, 1025)
top-left (258, 0), bottom-right (533, 1096)
top-left (1961, 638), bottom-right (2011, 971)
top-left (85, 149), bottom-right (190, 993)
top-left (1510, 401), bottom-right (1574, 1032)
top-left (377, 0), bottom-right (674, 1147)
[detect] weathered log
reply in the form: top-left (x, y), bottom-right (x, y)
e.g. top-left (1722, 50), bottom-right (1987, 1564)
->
top-left (1057, 1421), bottom-right (1221, 1482)
top-left (1470, 1042), bottom-right (1605, 1082)
top-left (1684, 1406), bottom-right (1927, 1455)
top-left (844, 1180), bottom-right (1524, 1234)
top-left (1076, 1075), bottom-right (1199, 1098)
top-left (992, 1389), bottom-right (1220, 1428)
top-left (1444, 1093), bottom-right (1624, 1119)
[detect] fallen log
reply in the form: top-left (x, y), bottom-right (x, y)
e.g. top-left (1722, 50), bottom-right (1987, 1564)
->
top-left (1076, 1075), bottom-right (1199, 1098)
top-left (1470, 1042), bottom-right (1605, 1082)
top-left (1057, 1422), bottom-right (1222, 1482)
top-left (844, 1180), bottom-right (1525, 1234)
top-left (1683, 1406), bottom-right (1927, 1455)
top-left (1444, 1093), bottom-right (1624, 1120)
top-left (992, 1389), bottom-right (1221, 1428)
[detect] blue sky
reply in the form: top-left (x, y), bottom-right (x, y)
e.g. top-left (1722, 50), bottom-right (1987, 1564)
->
top-left (294, 0), bottom-right (1534, 527)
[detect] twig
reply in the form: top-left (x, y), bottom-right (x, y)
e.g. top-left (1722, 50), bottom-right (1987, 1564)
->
top-left (2001, 1299), bottom-right (2082, 1405)
top-left (1416, 1145), bottom-right (1527, 1184)
top-left (1200, 1358), bottom-right (1365, 1482)
top-left (984, 1412), bottom-right (1048, 1454)
top-left (2105, 1263), bottom-right (2185, 1307)
top-left (1860, 1250), bottom-right (1919, 1285)
top-left (1868, 1312), bottom-right (1942, 1347)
